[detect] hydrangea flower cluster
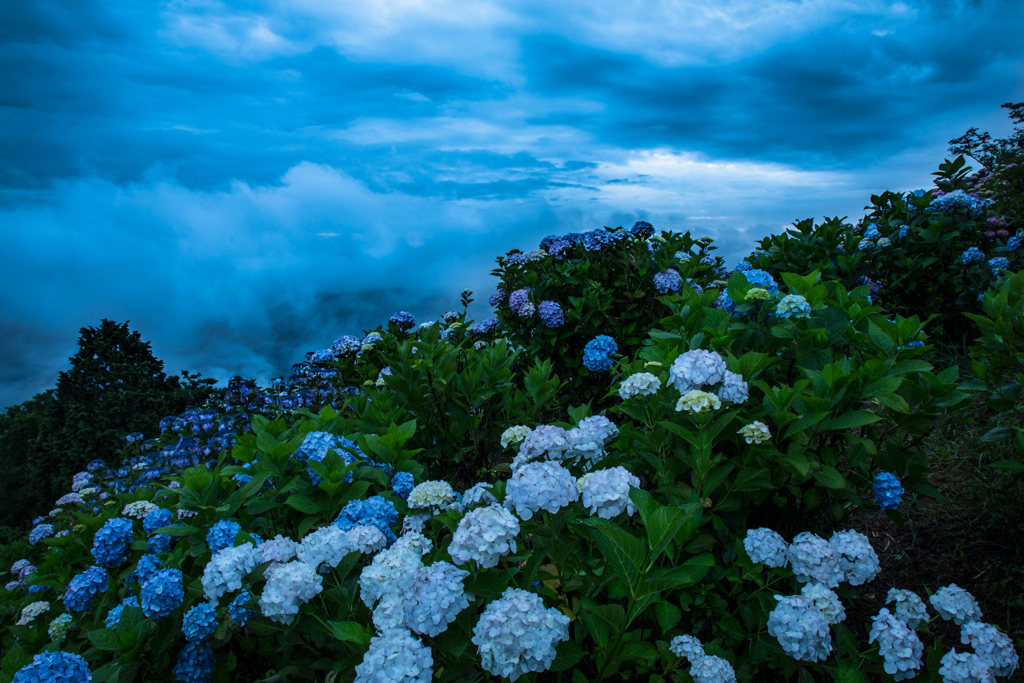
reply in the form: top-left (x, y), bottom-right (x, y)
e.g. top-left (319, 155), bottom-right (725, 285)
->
top-left (745, 287), bottom-right (770, 301)
top-left (743, 528), bottom-right (789, 568)
top-left (578, 467), bottom-right (640, 518)
top-left (669, 350), bottom-right (727, 393)
top-left (508, 288), bottom-right (532, 317)
top-left (131, 554), bottom-right (163, 586)
top-left (182, 602), bottom-right (219, 643)
top-left (16, 601), bottom-right (50, 626)
top-left (869, 608), bottom-right (924, 680)
top-left (787, 532), bottom-right (843, 587)
top-left (717, 371), bottom-right (748, 403)
top-left (631, 220), bottom-right (654, 238)
top-left (742, 269), bottom-right (779, 294)
top-left (407, 481), bottom-right (456, 510)
top-left (296, 526), bottom-right (354, 572)
top-left (472, 587), bottom-right (570, 680)
top-left (776, 294), bottom-right (812, 319)
top-left (676, 390), bottom-right (722, 413)
top-left (962, 247), bottom-right (986, 265)
top-left (122, 500), bottom-right (158, 519)
top-left (500, 425), bottom-right (532, 448)
top-left (829, 529), bottom-right (880, 585)
top-left (331, 334), bottom-right (362, 356)
top-left (619, 372), bottom-right (661, 399)
top-left (668, 635), bottom-right (736, 682)
top-left (873, 472), bottom-right (904, 510)
top-left (938, 649), bottom-right (994, 683)
top-left (354, 628), bottom-right (433, 683)
top-left (206, 520), bottom-right (241, 554)
top-left (930, 189), bottom-right (990, 217)
top-left (259, 560), bottom-right (324, 624)
top-left (29, 523), bottom-right (55, 546)
top-left (228, 591), bottom-right (255, 626)
top-left (960, 621), bottom-right (1019, 677)
top-left (583, 335), bottom-right (617, 372)
top-left (91, 517), bottom-right (133, 567)
top-left (930, 584), bottom-right (983, 625)
top-left (202, 544), bottom-right (260, 601)
top-left (47, 613), bottom-right (73, 642)
top-left (448, 504), bottom-right (520, 568)
top-left (800, 582), bottom-right (846, 624)
top-left (488, 289), bottom-right (505, 306)
top-left (582, 229), bottom-right (615, 251)
top-left (654, 270), bottom-right (683, 294)
top-left (391, 472), bottom-right (414, 500)
top-left (173, 641), bottom-right (216, 683)
top-left (462, 482), bottom-right (497, 508)
top-left (505, 461), bottom-right (579, 520)
top-left (144, 507), bottom-right (174, 535)
top-left (513, 425), bottom-right (570, 470)
top-left (767, 594), bottom-right (833, 662)
top-left (141, 568), bottom-right (184, 619)
top-left (738, 421), bottom-right (771, 444)
top-left (886, 588), bottom-right (930, 629)
top-left (12, 652), bottom-right (92, 683)
top-left (390, 311), bottom-right (416, 329)
top-left (538, 300), bottom-right (564, 328)
top-left (470, 317), bottom-right (500, 335)
top-left (565, 416), bottom-right (618, 467)
top-left (105, 596), bottom-right (139, 627)
top-left (332, 496), bottom-right (398, 543)
top-left (403, 561), bottom-right (473, 636)
top-left (64, 565), bottom-right (108, 613)
top-left (989, 256), bottom-right (1010, 274)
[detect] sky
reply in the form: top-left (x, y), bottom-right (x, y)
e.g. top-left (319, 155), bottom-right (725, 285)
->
top-left (2, 0), bottom-right (1022, 408)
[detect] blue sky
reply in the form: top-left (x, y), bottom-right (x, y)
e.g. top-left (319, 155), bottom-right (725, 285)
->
top-left (2, 0), bottom-right (1022, 407)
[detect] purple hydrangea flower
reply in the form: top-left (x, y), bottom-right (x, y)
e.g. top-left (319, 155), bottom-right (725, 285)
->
top-left (538, 301), bottom-right (565, 328)
top-left (654, 270), bottom-right (683, 294)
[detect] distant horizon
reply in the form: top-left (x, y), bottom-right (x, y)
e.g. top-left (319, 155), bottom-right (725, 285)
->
top-left (2, 0), bottom-right (1021, 409)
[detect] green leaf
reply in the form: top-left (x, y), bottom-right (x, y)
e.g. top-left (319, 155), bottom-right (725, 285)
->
top-left (836, 662), bottom-right (869, 683)
top-left (329, 621), bottom-right (372, 648)
top-left (1, 643), bottom-right (32, 683)
top-left (868, 322), bottom-right (896, 356)
top-left (824, 410), bottom-right (881, 430)
top-left (88, 629), bottom-right (123, 651)
top-left (987, 460), bottom-right (1024, 472)
top-left (654, 600), bottom-right (682, 631)
top-left (152, 525), bottom-right (199, 537)
top-left (582, 518), bottom-right (646, 588)
top-left (549, 640), bottom-right (586, 672)
top-left (463, 572), bottom-right (508, 599)
top-left (579, 603), bottom-right (624, 648)
top-left (812, 465), bottom-right (846, 489)
top-left (628, 487), bottom-right (658, 526)
top-left (647, 504), bottom-right (700, 560)
top-left (285, 495), bottom-right (321, 515)
top-left (237, 471), bottom-right (272, 500)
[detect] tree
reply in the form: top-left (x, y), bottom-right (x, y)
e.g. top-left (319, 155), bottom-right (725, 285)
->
top-left (0, 320), bottom-right (219, 529)
top-left (948, 102), bottom-right (1024, 169)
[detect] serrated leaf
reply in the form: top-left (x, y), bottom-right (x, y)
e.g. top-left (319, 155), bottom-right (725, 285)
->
top-left (88, 629), bottom-right (123, 651)
top-left (152, 525), bottom-right (199, 537)
top-left (812, 465), bottom-right (846, 489)
top-left (824, 410), bottom-right (881, 431)
top-left (582, 518), bottom-right (645, 588)
top-left (549, 640), bottom-right (585, 672)
top-left (237, 471), bottom-right (272, 500)
top-left (329, 621), bottom-right (371, 648)
top-left (285, 495), bottom-right (321, 515)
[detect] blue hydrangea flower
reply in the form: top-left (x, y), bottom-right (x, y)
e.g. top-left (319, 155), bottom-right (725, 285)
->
top-left (863, 224), bottom-right (881, 240)
top-left (389, 311), bottom-right (416, 330)
top-left (470, 318), bottom-right (500, 335)
top-left (13, 651), bottom-right (91, 683)
top-left (653, 270), bottom-right (682, 294)
top-left (715, 291), bottom-right (736, 315)
top-left (183, 602), bottom-right (219, 643)
top-left (1008, 234), bottom-right (1022, 250)
top-left (148, 534), bottom-right (172, 555)
top-left (977, 292), bottom-right (985, 303)
top-left (207, 520), bottom-right (241, 554)
top-left (582, 230), bottom-right (614, 251)
top-left (228, 590), bottom-right (254, 626)
top-left (962, 247), bottom-right (985, 265)
top-left (487, 290), bottom-right (506, 306)
top-left (630, 221), bottom-right (654, 239)
top-left (859, 239), bottom-right (875, 251)
top-left (29, 524), bottom-right (55, 546)
top-left (142, 568), bottom-right (184, 619)
top-left (735, 261), bottom-right (752, 272)
top-left (131, 553), bottom-right (163, 586)
top-left (143, 508), bottom-right (174, 535)
top-left (173, 641), bottom-right (216, 683)
top-left (776, 294), bottom-right (812, 319)
top-left (873, 472), bottom-right (904, 510)
top-left (105, 596), bottom-right (139, 627)
top-left (989, 257), bottom-right (1010, 273)
top-left (64, 565), bottom-right (108, 613)
top-left (898, 225), bottom-right (910, 240)
top-left (28, 584), bottom-right (46, 594)
top-left (538, 301), bottom-right (565, 328)
top-left (332, 496), bottom-right (399, 544)
top-left (391, 472), bottom-right (414, 501)
top-left (583, 335), bottom-right (617, 372)
top-left (91, 518), bottom-right (133, 568)
top-left (742, 269), bottom-right (779, 294)
top-left (930, 189), bottom-right (990, 218)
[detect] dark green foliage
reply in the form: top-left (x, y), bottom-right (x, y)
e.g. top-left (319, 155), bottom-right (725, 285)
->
top-left (948, 101), bottom-right (1024, 169)
top-left (0, 320), bottom-right (217, 529)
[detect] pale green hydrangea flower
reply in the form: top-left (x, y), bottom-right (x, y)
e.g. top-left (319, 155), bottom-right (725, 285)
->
top-left (745, 287), bottom-right (771, 302)
top-left (500, 426), bottom-right (532, 449)
top-left (738, 421), bottom-right (771, 444)
top-left (675, 390), bottom-right (721, 413)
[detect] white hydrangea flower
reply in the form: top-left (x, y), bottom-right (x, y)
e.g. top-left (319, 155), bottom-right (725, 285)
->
top-left (690, 655), bottom-right (737, 683)
top-left (297, 526), bottom-right (354, 573)
top-left (800, 583), bottom-right (846, 624)
top-left (403, 561), bottom-right (473, 637)
top-left (257, 535), bottom-right (300, 565)
top-left (669, 350), bottom-right (727, 393)
top-left (401, 513), bottom-right (431, 536)
top-left (354, 628), bottom-right (433, 683)
top-left (448, 504), bottom-right (519, 569)
top-left (392, 532), bottom-right (432, 557)
top-left (500, 426), bottom-right (532, 449)
top-left (743, 528), bottom-right (789, 568)
top-left (565, 416), bottom-right (619, 468)
top-left (258, 560), bottom-right (323, 625)
top-left (462, 483), bottom-right (498, 509)
top-left (675, 390), bottom-right (722, 413)
top-left (505, 461), bottom-right (579, 521)
top-left (930, 585), bottom-right (983, 625)
top-left (346, 525), bottom-right (388, 554)
top-left (122, 501), bottom-right (158, 519)
top-left (961, 622), bottom-right (1019, 677)
top-left (619, 372), bottom-right (662, 400)
top-left (472, 587), bottom-right (570, 681)
top-left (359, 544), bottom-right (424, 609)
top-left (738, 421), bottom-right (772, 444)
top-left (869, 608), bottom-right (924, 681)
top-left (202, 544), bottom-right (260, 602)
top-left (16, 601), bottom-right (50, 626)
top-left (829, 529), bottom-right (880, 586)
top-left (407, 481), bottom-right (456, 510)
top-left (886, 589), bottom-right (930, 629)
top-left (938, 649), bottom-right (994, 683)
top-left (669, 634), bottom-right (705, 662)
top-left (787, 532), bottom-right (843, 588)
top-left (717, 370), bottom-right (749, 404)
top-left (579, 467), bottom-right (640, 519)
top-left (767, 594), bottom-right (833, 663)
top-left (372, 591), bottom-right (407, 632)
top-left (512, 426), bottom-right (571, 471)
